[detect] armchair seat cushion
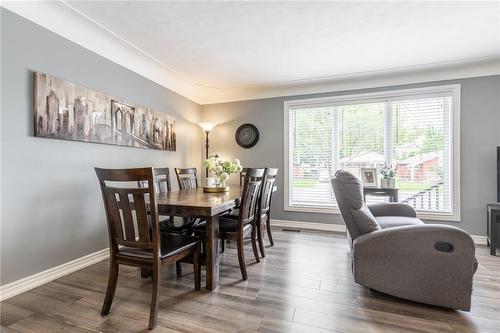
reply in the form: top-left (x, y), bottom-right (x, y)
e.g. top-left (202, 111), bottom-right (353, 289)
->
top-left (374, 216), bottom-right (424, 229)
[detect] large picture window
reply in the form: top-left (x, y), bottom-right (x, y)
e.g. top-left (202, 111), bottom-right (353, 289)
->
top-left (284, 85), bottom-right (460, 220)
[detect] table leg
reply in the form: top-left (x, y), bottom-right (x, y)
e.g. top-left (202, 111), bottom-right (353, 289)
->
top-left (205, 214), bottom-right (220, 290)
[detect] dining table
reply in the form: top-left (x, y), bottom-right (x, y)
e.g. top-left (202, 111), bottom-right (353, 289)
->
top-left (153, 185), bottom-right (277, 290)
top-left (153, 186), bottom-right (235, 290)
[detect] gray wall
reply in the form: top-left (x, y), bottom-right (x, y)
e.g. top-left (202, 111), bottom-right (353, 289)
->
top-left (0, 9), bottom-right (202, 285)
top-left (2, 8), bottom-right (499, 286)
top-left (202, 76), bottom-right (500, 236)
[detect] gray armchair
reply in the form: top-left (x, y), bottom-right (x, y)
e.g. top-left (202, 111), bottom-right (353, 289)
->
top-left (332, 170), bottom-right (476, 311)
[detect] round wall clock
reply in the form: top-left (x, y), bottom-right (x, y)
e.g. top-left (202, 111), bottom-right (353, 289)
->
top-left (235, 123), bottom-right (259, 148)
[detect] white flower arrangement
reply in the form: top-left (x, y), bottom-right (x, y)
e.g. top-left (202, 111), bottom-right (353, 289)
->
top-left (203, 156), bottom-right (243, 186)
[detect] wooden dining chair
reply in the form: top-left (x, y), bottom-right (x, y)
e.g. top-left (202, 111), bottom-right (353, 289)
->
top-left (219, 167), bottom-right (251, 254)
top-left (239, 168), bottom-right (249, 186)
top-left (231, 167), bottom-right (249, 213)
top-left (95, 167), bottom-right (201, 330)
top-left (175, 167), bottom-right (199, 190)
top-left (194, 168), bottom-right (265, 280)
top-left (138, 167), bottom-right (171, 193)
top-left (255, 168), bottom-right (278, 257)
top-left (138, 167), bottom-right (199, 277)
top-left (138, 167), bottom-right (196, 235)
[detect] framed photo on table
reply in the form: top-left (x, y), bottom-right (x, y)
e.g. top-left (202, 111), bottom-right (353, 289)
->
top-left (360, 168), bottom-right (378, 187)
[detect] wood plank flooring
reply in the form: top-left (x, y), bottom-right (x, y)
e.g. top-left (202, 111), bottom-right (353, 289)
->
top-left (1, 229), bottom-right (499, 333)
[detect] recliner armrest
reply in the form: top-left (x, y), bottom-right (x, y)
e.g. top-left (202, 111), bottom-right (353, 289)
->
top-left (354, 224), bottom-right (475, 254)
top-left (368, 203), bottom-right (417, 217)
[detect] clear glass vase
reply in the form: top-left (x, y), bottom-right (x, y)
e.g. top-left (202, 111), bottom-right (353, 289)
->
top-left (215, 176), bottom-right (226, 187)
top-left (381, 178), bottom-right (396, 188)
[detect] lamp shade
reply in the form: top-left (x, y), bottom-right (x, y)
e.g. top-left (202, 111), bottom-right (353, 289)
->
top-left (198, 122), bottom-right (216, 132)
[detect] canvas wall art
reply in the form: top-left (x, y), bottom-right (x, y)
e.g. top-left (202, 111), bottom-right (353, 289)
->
top-left (34, 72), bottom-right (176, 151)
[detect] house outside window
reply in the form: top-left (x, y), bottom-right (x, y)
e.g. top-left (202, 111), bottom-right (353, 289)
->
top-left (284, 85), bottom-right (461, 221)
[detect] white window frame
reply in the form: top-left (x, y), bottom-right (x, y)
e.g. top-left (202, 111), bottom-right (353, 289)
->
top-left (284, 84), bottom-right (461, 221)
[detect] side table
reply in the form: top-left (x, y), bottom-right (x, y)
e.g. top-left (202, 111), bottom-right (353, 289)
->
top-left (363, 187), bottom-right (399, 203)
top-left (487, 203), bottom-right (500, 256)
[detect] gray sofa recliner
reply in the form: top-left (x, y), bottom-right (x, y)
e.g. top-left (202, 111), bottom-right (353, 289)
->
top-left (331, 170), bottom-right (476, 311)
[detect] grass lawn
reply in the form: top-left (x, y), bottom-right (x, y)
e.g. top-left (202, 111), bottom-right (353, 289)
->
top-left (292, 179), bottom-right (436, 192)
top-left (292, 179), bottom-right (318, 188)
top-left (397, 181), bottom-right (434, 192)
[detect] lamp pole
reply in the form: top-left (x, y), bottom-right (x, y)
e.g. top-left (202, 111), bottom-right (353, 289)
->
top-left (205, 130), bottom-right (210, 177)
top-left (198, 122), bottom-right (216, 178)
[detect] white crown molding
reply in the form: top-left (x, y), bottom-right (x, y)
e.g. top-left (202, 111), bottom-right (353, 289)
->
top-left (2, 1), bottom-right (500, 105)
top-left (0, 248), bottom-right (108, 301)
top-left (201, 57), bottom-right (500, 104)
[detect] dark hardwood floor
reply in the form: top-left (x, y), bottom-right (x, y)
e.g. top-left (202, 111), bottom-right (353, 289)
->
top-left (1, 229), bottom-right (499, 332)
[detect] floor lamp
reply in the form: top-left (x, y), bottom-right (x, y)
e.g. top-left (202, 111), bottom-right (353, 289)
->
top-left (198, 122), bottom-right (216, 177)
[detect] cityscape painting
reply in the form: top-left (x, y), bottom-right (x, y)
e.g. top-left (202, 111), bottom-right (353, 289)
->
top-left (34, 72), bottom-right (176, 151)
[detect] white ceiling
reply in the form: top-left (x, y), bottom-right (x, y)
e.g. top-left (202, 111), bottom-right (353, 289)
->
top-left (4, 1), bottom-right (500, 103)
top-left (67, 1), bottom-right (500, 88)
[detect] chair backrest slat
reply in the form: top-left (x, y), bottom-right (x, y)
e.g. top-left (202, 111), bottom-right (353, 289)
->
top-left (239, 168), bottom-right (265, 225)
top-left (96, 167), bottom-right (158, 251)
top-left (118, 192), bottom-right (136, 241)
top-left (104, 190), bottom-right (126, 241)
top-left (258, 168), bottom-right (278, 217)
top-left (138, 167), bottom-right (171, 193)
top-left (175, 168), bottom-right (199, 190)
top-left (133, 193), bottom-right (150, 243)
top-left (239, 168), bottom-right (249, 186)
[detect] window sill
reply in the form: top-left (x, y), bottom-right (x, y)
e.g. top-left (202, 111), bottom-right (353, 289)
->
top-left (284, 205), bottom-right (341, 215)
top-left (416, 212), bottom-right (461, 222)
top-left (285, 205), bottom-right (460, 222)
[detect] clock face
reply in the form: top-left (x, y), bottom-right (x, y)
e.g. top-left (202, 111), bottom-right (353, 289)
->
top-left (235, 123), bottom-right (259, 148)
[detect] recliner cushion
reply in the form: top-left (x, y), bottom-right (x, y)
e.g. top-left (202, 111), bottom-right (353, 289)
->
top-left (374, 216), bottom-right (424, 229)
top-left (334, 170), bottom-right (380, 235)
top-left (351, 205), bottom-right (381, 234)
top-left (334, 170), bottom-right (365, 210)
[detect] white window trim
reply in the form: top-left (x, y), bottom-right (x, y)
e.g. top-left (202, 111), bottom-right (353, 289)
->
top-left (284, 84), bottom-right (461, 222)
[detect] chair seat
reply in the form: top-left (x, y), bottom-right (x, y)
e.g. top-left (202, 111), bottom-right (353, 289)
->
top-left (374, 216), bottom-right (424, 229)
top-left (194, 217), bottom-right (253, 233)
top-left (222, 212), bottom-right (267, 225)
top-left (119, 234), bottom-right (200, 260)
top-left (220, 213), bottom-right (239, 220)
top-left (158, 216), bottom-right (204, 234)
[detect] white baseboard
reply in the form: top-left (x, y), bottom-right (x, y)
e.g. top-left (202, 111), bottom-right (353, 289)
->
top-left (471, 235), bottom-right (488, 246)
top-left (271, 219), bottom-right (488, 246)
top-left (0, 248), bottom-right (109, 302)
top-left (271, 219), bottom-right (347, 233)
